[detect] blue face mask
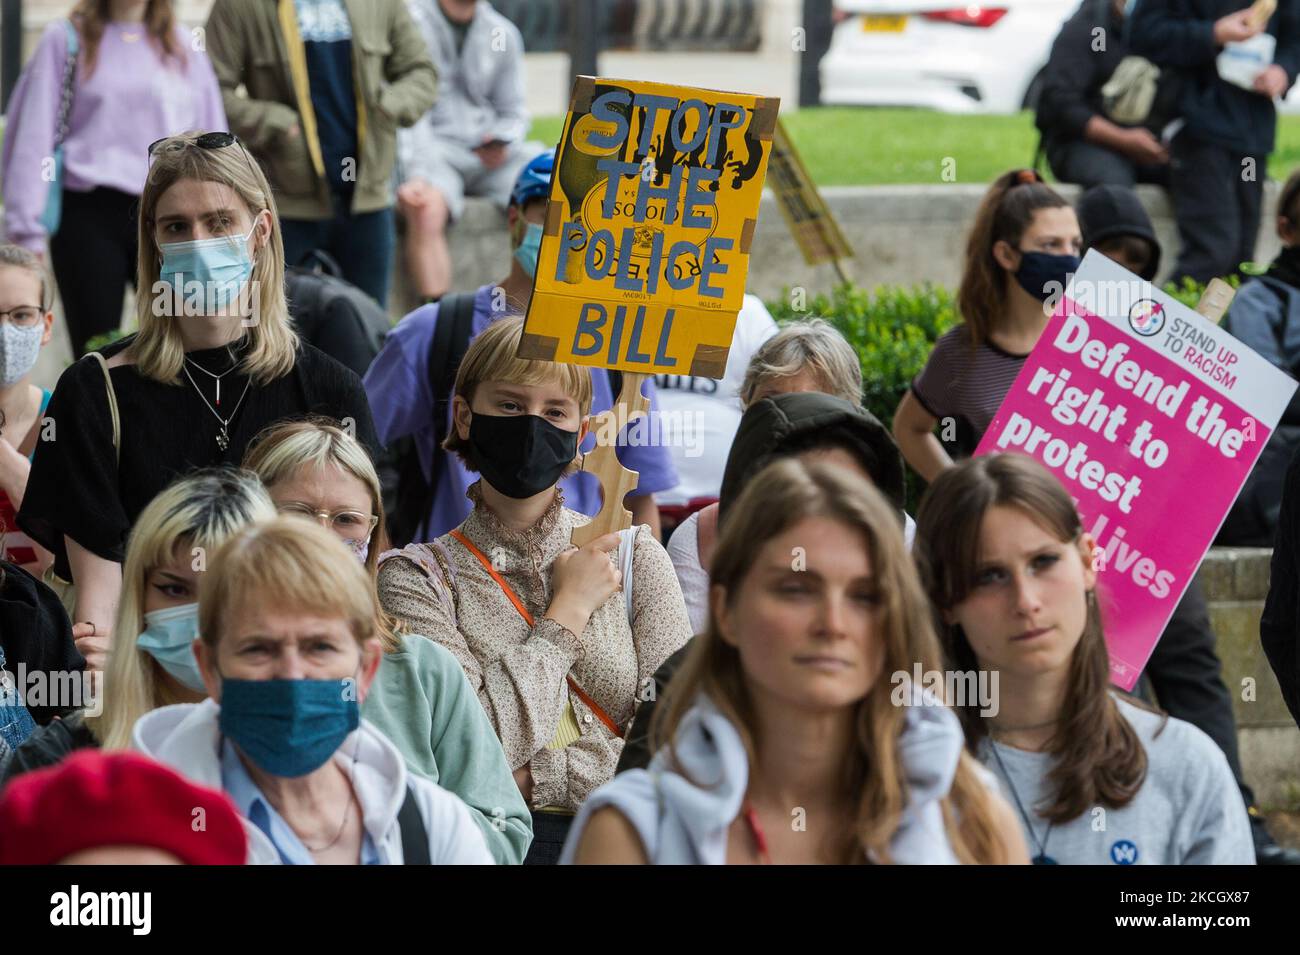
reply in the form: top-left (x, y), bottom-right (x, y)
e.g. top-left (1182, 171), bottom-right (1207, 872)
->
top-left (137, 602), bottom-right (207, 693)
top-left (159, 220), bottom-right (260, 313)
top-left (218, 677), bottom-right (359, 778)
top-left (514, 222), bottom-right (543, 278)
top-left (1013, 250), bottom-right (1081, 303)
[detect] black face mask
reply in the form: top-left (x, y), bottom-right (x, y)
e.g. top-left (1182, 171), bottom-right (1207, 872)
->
top-left (468, 412), bottom-right (581, 499)
top-left (1013, 250), bottom-right (1081, 303)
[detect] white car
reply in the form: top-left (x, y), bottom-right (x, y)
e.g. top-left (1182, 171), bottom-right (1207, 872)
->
top-left (819, 0), bottom-right (1079, 113)
top-left (820, 0), bottom-right (1300, 114)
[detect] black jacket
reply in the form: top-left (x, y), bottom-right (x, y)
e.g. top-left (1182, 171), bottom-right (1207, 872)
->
top-left (617, 392), bottom-right (909, 773)
top-left (1077, 184), bottom-right (1164, 280)
top-left (1036, 0), bottom-right (1132, 145)
top-left (1262, 444), bottom-right (1300, 728)
top-left (0, 710), bottom-right (96, 787)
top-left (0, 561), bottom-right (83, 726)
top-left (1129, 0), bottom-right (1300, 156)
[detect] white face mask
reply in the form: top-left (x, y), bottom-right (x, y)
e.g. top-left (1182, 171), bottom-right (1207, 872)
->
top-left (0, 322), bottom-right (43, 386)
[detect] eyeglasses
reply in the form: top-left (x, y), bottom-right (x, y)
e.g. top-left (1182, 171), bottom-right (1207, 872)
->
top-left (277, 503), bottom-right (379, 541)
top-left (0, 306), bottom-right (44, 328)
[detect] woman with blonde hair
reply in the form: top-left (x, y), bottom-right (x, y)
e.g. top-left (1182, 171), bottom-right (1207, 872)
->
top-left (18, 130), bottom-right (377, 672)
top-left (0, 467), bottom-right (274, 783)
top-left (377, 315), bottom-right (692, 864)
top-left (242, 418), bottom-right (532, 864)
top-left (566, 458), bottom-right (1025, 864)
top-left (134, 517), bottom-right (494, 865)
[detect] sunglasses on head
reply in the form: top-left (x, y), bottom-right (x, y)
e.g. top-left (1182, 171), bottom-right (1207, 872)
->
top-left (148, 132), bottom-right (263, 189)
top-left (147, 132), bottom-right (267, 221)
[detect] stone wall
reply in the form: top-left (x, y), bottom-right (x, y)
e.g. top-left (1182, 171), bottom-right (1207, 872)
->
top-left (1199, 548), bottom-right (1300, 809)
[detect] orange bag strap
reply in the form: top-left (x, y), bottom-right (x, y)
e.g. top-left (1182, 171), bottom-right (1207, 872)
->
top-left (448, 529), bottom-right (623, 738)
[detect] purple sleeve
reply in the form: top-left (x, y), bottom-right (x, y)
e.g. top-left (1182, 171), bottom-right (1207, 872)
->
top-left (910, 328), bottom-right (960, 420)
top-left (1, 22), bottom-right (71, 250)
top-left (615, 374), bottom-right (680, 497)
top-left (363, 304), bottom-right (438, 446)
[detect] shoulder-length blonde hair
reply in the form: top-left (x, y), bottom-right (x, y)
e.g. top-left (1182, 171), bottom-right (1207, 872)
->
top-left (87, 467), bottom-right (276, 749)
top-left (199, 517), bottom-right (381, 655)
top-left (651, 458), bottom-right (1010, 864)
top-left (130, 131), bottom-right (297, 385)
top-left (912, 453), bottom-right (1150, 823)
top-left (242, 417), bottom-right (403, 653)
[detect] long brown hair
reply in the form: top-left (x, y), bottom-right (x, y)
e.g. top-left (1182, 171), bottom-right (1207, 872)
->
top-left (71, 0), bottom-right (184, 77)
top-left (912, 454), bottom-right (1149, 823)
top-left (651, 458), bottom-right (1011, 864)
top-left (957, 169), bottom-right (1070, 347)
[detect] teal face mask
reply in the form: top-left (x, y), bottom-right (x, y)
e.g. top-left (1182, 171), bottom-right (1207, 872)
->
top-left (513, 222), bottom-right (543, 278)
top-left (137, 603), bottom-right (207, 693)
top-left (159, 220), bottom-right (259, 313)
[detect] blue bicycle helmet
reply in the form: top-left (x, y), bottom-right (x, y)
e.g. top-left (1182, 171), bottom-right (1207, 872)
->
top-left (511, 150), bottom-right (555, 208)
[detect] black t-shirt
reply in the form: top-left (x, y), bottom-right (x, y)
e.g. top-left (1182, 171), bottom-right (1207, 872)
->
top-left (18, 334), bottom-right (379, 580)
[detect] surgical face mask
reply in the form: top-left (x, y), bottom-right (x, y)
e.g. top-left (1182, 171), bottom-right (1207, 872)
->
top-left (158, 219), bottom-right (260, 313)
top-left (513, 222), bottom-right (543, 278)
top-left (1013, 250), bottom-right (1081, 303)
top-left (137, 603), bottom-right (207, 693)
top-left (218, 677), bottom-right (359, 778)
top-left (0, 321), bottom-right (43, 386)
top-left (468, 411), bottom-right (580, 499)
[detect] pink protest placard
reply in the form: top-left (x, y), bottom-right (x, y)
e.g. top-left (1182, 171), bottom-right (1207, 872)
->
top-left (975, 250), bottom-right (1298, 689)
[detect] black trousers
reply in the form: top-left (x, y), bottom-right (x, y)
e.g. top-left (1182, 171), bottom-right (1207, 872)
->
top-left (1166, 134), bottom-right (1264, 285)
top-left (523, 811), bottom-right (574, 865)
top-left (1045, 138), bottom-right (1170, 192)
top-left (1138, 577), bottom-right (1255, 810)
top-left (48, 186), bottom-right (139, 358)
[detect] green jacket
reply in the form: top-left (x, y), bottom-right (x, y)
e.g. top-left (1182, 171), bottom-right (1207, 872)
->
top-left (205, 0), bottom-right (437, 219)
top-left (363, 633), bottom-right (533, 864)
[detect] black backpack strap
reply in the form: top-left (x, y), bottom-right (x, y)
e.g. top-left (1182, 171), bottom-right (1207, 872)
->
top-left (396, 785), bottom-right (431, 865)
top-left (416, 292), bottom-right (477, 539)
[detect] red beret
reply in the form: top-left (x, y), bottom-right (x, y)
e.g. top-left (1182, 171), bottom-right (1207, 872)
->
top-left (0, 749), bottom-right (247, 865)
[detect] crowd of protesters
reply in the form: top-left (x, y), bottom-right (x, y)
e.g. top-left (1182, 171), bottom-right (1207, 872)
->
top-left (0, 0), bottom-right (1299, 866)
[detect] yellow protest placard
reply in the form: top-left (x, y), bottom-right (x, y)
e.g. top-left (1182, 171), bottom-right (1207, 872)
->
top-left (769, 117), bottom-right (853, 270)
top-left (519, 76), bottom-right (779, 377)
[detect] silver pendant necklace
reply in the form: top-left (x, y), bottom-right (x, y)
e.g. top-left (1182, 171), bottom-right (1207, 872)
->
top-left (182, 364), bottom-right (251, 451)
top-left (184, 354), bottom-right (241, 408)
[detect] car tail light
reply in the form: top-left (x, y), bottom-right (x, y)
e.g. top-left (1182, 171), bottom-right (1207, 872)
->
top-left (921, 6), bottom-right (1008, 27)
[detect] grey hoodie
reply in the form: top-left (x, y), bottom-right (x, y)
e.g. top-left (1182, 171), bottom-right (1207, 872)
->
top-left (562, 684), bottom-right (984, 864)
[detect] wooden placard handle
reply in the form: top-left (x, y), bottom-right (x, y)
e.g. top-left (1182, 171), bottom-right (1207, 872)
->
top-left (571, 372), bottom-right (651, 547)
top-left (1194, 277), bottom-right (1235, 326)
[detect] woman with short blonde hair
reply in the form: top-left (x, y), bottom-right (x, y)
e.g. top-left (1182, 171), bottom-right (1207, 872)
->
top-left (18, 131), bottom-right (377, 673)
top-left (134, 518), bottom-right (495, 865)
top-left (243, 417), bottom-right (533, 863)
top-left (378, 315), bottom-right (692, 864)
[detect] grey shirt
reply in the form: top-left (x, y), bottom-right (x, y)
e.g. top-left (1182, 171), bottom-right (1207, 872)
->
top-left (978, 696), bottom-right (1254, 865)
